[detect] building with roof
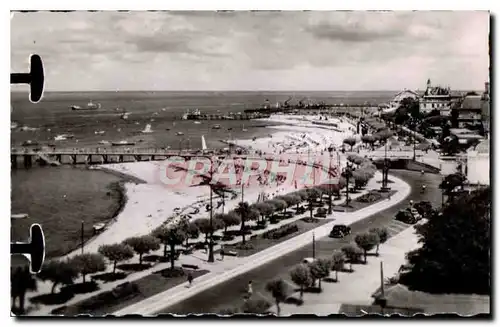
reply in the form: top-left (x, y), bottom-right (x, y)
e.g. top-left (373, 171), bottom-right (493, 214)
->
top-left (419, 79), bottom-right (453, 115)
top-left (456, 94), bottom-right (483, 129)
top-left (466, 139), bottom-right (490, 186)
top-left (481, 81), bottom-right (490, 137)
top-left (389, 89), bottom-right (419, 108)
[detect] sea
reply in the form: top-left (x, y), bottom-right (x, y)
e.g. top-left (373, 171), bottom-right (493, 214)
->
top-left (11, 91), bottom-right (394, 258)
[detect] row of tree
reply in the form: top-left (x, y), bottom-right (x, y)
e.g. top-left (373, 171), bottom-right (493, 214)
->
top-left (227, 227), bottom-right (389, 315)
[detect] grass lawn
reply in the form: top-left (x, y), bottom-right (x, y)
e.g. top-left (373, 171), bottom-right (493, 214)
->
top-left (223, 217), bottom-right (332, 257)
top-left (51, 268), bottom-right (208, 316)
top-left (332, 189), bottom-right (397, 213)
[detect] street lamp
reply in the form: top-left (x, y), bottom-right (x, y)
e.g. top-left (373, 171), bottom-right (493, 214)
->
top-left (81, 220), bottom-right (84, 255)
top-left (327, 147), bottom-right (334, 214)
top-left (312, 232), bottom-right (316, 259)
top-left (207, 158), bottom-right (215, 263)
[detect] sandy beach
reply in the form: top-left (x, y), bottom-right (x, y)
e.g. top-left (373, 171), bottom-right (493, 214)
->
top-left (68, 114), bottom-right (357, 257)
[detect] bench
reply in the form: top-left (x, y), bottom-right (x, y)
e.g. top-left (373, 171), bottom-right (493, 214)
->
top-left (181, 264), bottom-right (199, 270)
top-left (225, 251), bottom-right (238, 257)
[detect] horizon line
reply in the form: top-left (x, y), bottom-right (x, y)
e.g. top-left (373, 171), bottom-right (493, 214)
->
top-left (11, 88), bottom-right (482, 93)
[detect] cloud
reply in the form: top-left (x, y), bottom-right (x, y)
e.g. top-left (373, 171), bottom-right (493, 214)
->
top-left (10, 11), bottom-right (490, 91)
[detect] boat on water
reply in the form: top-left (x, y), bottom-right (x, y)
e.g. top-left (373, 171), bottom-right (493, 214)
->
top-left (141, 124), bottom-right (153, 134)
top-left (201, 135), bottom-right (208, 152)
top-left (71, 101), bottom-right (101, 111)
top-left (176, 131), bottom-right (184, 136)
top-left (22, 140), bottom-right (39, 146)
top-left (182, 109), bottom-right (202, 120)
top-left (54, 134), bottom-right (74, 141)
top-left (242, 124), bottom-right (248, 132)
top-left (94, 130), bottom-right (105, 135)
top-left (111, 140), bottom-right (136, 146)
top-left (194, 121), bottom-right (201, 125)
top-left (11, 122), bottom-right (18, 129)
top-left (212, 124), bottom-right (221, 130)
top-left (121, 112), bottom-right (130, 120)
top-left (11, 213), bottom-right (29, 219)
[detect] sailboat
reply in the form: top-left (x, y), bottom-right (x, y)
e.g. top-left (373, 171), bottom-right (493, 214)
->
top-left (242, 124), bottom-right (248, 132)
top-left (141, 124), bottom-right (153, 134)
top-left (201, 135), bottom-right (208, 152)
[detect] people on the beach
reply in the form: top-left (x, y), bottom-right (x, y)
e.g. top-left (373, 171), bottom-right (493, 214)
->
top-left (220, 245), bottom-right (225, 261)
top-left (187, 272), bottom-right (193, 287)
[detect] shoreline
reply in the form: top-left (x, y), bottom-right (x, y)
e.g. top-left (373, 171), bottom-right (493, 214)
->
top-left (37, 114), bottom-right (357, 260)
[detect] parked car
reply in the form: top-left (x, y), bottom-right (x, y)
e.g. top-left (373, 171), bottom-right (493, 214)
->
top-left (395, 210), bottom-right (418, 224)
top-left (302, 257), bottom-right (315, 264)
top-left (329, 224), bottom-right (351, 238)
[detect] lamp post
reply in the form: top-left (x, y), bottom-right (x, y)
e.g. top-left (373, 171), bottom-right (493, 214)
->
top-left (312, 232), bottom-right (316, 259)
top-left (207, 158), bottom-right (215, 263)
top-left (327, 147), bottom-right (333, 214)
top-left (81, 220), bottom-right (84, 254)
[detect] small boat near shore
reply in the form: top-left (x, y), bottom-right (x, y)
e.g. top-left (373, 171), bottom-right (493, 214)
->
top-left (71, 101), bottom-right (101, 111)
top-left (111, 140), bottom-right (136, 146)
top-left (212, 124), bottom-right (221, 130)
top-left (11, 213), bottom-right (29, 219)
top-left (141, 124), bottom-right (153, 134)
top-left (54, 134), bottom-right (75, 141)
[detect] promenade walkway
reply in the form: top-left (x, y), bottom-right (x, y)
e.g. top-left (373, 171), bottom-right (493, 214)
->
top-left (268, 223), bottom-right (421, 316)
top-left (112, 173), bottom-right (410, 316)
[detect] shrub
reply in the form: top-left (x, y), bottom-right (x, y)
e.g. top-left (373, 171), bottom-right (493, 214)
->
top-left (356, 191), bottom-right (383, 203)
top-left (262, 224), bottom-right (299, 240)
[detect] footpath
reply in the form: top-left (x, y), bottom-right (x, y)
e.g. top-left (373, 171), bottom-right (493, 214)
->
top-left (268, 223), bottom-right (421, 315)
top-left (112, 174), bottom-right (411, 316)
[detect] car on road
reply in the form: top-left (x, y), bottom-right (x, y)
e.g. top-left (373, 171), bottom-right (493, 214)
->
top-left (395, 209), bottom-right (420, 224)
top-left (329, 224), bottom-right (351, 238)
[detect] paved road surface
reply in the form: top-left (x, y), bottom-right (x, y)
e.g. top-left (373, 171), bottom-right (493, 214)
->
top-left (160, 170), bottom-right (442, 314)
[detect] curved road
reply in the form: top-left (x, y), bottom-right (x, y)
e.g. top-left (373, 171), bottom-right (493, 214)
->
top-left (160, 170), bottom-right (442, 314)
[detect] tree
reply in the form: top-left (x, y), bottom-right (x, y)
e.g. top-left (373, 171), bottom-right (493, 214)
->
top-left (400, 97), bottom-right (421, 120)
top-left (352, 169), bottom-right (371, 189)
top-left (219, 212), bottom-right (241, 233)
top-left (369, 227), bottom-right (389, 255)
top-left (241, 298), bottom-right (271, 314)
top-left (400, 187), bottom-right (490, 294)
top-left (98, 243), bottom-right (134, 274)
top-left (290, 263), bottom-right (312, 299)
top-left (354, 232), bottom-right (380, 263)
top-left (70, 253), bottom-right (106, 283)
top-left (343, 137), bottom-right (356, 151)
top-left (123, 235), bottom-right (161, 265)
top-left (11, 265), bottom-right (37, 314)
top-left (235, 202), bottom-right (252, 243)
top-left (184, 222), bottom-right (200, 247)
top-left (331, 250), bottom-right (346, 282)
top-left (308, 258), bottom-right (331, 291)
top-left (37, 259), bottom-right (78, 294)
top-left (342, 166), bottom-right (354, 206)
top-left (286, 194), bottom-right (302, 212)
top-left (194, 218), bottom-right (212, 243)
top-left (361, 135), bottom-right (376, 150)
top-left (341, 244), bottom-right (363, 271)
top-left (266, 279), bottom-right (287, 316)
top-left (440, 173), bottom-right (466, 197)
top-left (151, 224), bottom-right (186, 270)
top-left (441, 135), bottom-right (460, 156)
top-left (253, 202), bottom-right (274, 223)
top-left (268, 199), bottom-right (287, 215)
top-left (306, 188), bottom-right (322, 219)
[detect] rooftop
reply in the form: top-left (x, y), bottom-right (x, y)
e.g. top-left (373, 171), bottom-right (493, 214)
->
top-left (460, 95), bottom-right (482, 110)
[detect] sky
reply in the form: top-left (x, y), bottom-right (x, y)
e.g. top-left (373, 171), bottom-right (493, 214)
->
top-left (10, 11), bottom-right (490, 92)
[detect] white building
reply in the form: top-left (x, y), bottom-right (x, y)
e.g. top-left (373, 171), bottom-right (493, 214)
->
top-left (419, 79), bottom-right (453, 115)
top-left (466, 139), bottom-right (490, 186)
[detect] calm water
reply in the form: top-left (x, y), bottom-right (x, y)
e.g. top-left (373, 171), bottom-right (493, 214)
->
top-left (11, 91), bottom-right (394, 258)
